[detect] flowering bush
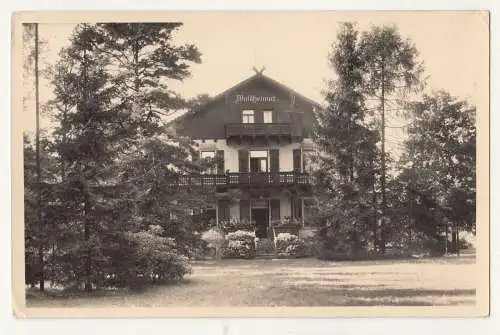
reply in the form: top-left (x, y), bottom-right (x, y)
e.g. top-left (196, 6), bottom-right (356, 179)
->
top-left (275, 233), bottom-right (308, 258)
top-left (222, 230), bottom-right (256, 259)
top-left (116, 225), bottom-right (192, 288)
top-left (219, 218), bottom-right (255, 233)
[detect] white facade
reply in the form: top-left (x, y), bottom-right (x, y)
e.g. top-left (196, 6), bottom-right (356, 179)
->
top-left (195, 138), bottom-right (314, 173)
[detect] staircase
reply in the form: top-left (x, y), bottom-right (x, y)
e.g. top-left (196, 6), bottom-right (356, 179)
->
top-left (255, 238), bottom-right (276, 259)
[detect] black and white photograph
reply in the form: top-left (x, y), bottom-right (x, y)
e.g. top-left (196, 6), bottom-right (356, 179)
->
top-left (12, 11), bottom-right (489, 317)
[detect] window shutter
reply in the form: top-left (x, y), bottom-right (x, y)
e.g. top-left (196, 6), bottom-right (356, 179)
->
top-left (270, 199), bottom-right (280, 221)
top-left (255, 110), bottom-right (263, 123)
top-left (269, 149), bottom-right (279, 172)
top-left (216, 150), bottom-right (225, 173)
top-left (293, 149), bottom-right (301, 172)
top-left (240, 200), bottom-right (250, 221)
top-left (192, 150), bottom-right (200, 164)
top-left (239, 149), bottom-right (249, 173)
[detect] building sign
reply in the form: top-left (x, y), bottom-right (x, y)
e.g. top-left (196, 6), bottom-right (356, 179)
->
top-left (251, 199), bottom-right (269, 208)
top-left (235, 94), bottom-right (278, 104)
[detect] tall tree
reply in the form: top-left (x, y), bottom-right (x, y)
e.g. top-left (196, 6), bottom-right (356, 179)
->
top-left (49, 24), bottom-right (134, 290)
top-left (92, 23), bottom-right (210, 256)
top-left (313, 23), bottom-right (380, 259)
top-left (94, 23), bottom-right (202, 136)
top-left (22, 22), bottom-right (47, 290)
top-left (47, 23), bottom-right (207, 289)
top-left (396, 91), bottom-right (476, 252)
top-left (358, 25), bottom-right (424, 252)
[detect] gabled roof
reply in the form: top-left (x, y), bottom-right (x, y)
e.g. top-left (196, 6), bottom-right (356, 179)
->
top-left (172, 72), bottom-right (323, 125)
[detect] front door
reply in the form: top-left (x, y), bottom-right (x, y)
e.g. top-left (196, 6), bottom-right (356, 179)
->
top-left (252, 208), bottom-right (269, 238)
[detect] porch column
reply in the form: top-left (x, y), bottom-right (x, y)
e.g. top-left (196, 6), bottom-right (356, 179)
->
top-left (215, 199), bottom-right (219, 229)
top-left (268, 198), bottom-right (272, 239)
top-left (301, 198), bottom-right (305, 227)
top-left (249, 199), bottom-right (252, 224)
top-left (215, 199), bottom-right (220, 260)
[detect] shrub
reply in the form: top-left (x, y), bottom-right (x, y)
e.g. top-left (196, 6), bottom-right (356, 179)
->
top-left (222, 230), bottom-right (256, 259)
top-left (219, 218), bottom-right (255, 233)
top-left (275, 233), bottom-right (308, 258)
top-left (315, 225), bottom-right (371, 261)
top-left (388, 230), bottom-right (445, 257)
top-left (119, 225), bottom-right (192, 289)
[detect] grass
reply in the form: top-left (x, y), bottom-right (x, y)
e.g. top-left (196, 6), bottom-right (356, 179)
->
top-left (26, 256), bottom-right (476, 307)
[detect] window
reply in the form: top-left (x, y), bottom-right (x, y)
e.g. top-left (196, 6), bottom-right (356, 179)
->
top-left (201, 151), bottom-right (215, 174)
top-left (303, 150), bottom-right (314, 173)
top-left (201, 151), bottom-right (215, 159)
top-left (242, 110), bottom-right (254, 123)
top-left (249, 150), bottom-right (268, 172)
top-left (263, 110), bottom-right (273, 123)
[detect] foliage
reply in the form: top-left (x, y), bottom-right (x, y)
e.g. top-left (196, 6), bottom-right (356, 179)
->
top-left (357, 24), bottom-right (424, 250)
top-left (312, 22), bottom-right (381, 259)
top-left (94, 23), bottom-right (202, 135)
top-left (218, 218), bottom-right (255, 233)
top-left (388, 230), bottom-right (444, 257)
top-left (275, 233), bottom-right (308, 258)
top-left (393, 91), bottom-right (476, 249)
top-left (117, 225), bottom-right (192, 288)
top-left (33, 23), bottom-right (205, 291)
top-left (222, 230), bottom-right (256, 259)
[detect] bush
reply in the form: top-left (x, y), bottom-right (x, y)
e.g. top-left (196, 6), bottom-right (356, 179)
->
top-left (275, 233), bottom-right (308, 258)
top-left (388, 230), bottom-right (445, 257)
top-left (315, 225), bottom-right (371, 261)
top-left (119, 225), bottom-right (192, 289)
top-left (222, 230), bottom-right (256, 259)
top-left (219, 218), bottom-right (255, 233)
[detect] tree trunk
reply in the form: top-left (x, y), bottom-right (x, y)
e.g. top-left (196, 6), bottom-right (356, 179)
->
top-left (34, 23), bottom-right (45, 292)
top-left (380, 62), bottom-right (386, 254)
top-left (84, 206), bottom-right (92, 292)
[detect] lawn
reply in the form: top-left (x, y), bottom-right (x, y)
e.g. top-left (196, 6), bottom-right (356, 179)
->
top-left (26, 256), bottom-right (476, 307)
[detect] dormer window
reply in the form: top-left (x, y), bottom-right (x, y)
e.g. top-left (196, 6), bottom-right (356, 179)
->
top-left (242, 110), bottom-right (254, 123)
top-left (263, 110), bottom-right (273, 123)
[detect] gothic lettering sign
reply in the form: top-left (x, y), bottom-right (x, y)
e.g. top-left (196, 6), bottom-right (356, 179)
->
top-left (235, 94), bottom-right (278, 104)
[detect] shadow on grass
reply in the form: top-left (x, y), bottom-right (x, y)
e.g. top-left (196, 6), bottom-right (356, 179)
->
top-left (258, 285), bottom-right (476, 306)
top-left (25, 278), bottom-right (194, 302)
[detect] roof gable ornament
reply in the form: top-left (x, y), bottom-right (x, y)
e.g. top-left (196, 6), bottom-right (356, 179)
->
top-left (252, 66), bottom-right (266, 75)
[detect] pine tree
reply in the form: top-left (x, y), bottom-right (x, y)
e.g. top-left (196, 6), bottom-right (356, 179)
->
top-left (49, 24), bottom-right (134, 290)
top-left (94, 23), bottom-right (202, 135)
top-left (92, 23), bottom-right (210, 257)
top-left (46, 23), bottom-right (207, 289)
top-left (313, 23), bottom-right (380, 260)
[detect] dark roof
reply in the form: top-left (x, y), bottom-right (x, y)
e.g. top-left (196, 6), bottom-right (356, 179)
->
top-left (171, 72), bottom-right (323, 125)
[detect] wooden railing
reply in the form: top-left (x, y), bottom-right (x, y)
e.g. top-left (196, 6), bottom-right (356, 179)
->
top-left (174, 171), bottom-right (311, 188)
top-left (225, 123), bottom-right (292, 138)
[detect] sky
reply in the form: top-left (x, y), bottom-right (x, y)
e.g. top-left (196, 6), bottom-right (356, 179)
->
top-left (22, 11), bottom-right (489, 150)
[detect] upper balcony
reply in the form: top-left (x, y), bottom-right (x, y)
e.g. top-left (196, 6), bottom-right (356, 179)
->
top-left (225, 123), bottom-right (293, 140)
top-left (173, 171), bottom-right (312, 191)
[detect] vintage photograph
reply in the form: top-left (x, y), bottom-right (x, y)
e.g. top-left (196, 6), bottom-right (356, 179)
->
top-left (13, 11), bottom-right (489, 316)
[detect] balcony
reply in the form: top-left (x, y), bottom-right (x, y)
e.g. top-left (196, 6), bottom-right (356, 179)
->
top-left (173, 171), bottom-right (311, 189)
top-left (225, 123), bottom-right (292, 139)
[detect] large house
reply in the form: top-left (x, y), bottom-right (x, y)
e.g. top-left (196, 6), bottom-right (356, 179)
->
top-left (175, 70), bottom-right (321, 239)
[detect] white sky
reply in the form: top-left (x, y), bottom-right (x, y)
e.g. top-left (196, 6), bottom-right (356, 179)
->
top-left (22, 11), bottom-right (488, 151)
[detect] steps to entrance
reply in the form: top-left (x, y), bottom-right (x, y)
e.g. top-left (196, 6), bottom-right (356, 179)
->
top-left (255, 238), bottom-right (276, 258)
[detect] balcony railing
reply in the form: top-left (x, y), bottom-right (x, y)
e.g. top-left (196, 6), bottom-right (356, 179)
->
top-left (225, 123), bottom-right (292, 138)
top-left (174, 171), bottom-right (311, 188)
